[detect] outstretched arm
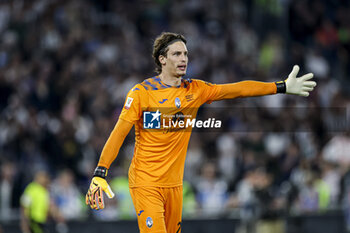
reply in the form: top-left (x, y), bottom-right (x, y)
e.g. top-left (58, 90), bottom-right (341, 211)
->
top-left (211, 65), bottom-right (316, 101)
top-left (215, 81), bottom-right (277, 100)
top-left (86, 118), bottom-right (133, 210)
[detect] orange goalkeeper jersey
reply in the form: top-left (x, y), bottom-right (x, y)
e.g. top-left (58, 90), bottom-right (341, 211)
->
top-left (117, 76), bottom-right (276, 187)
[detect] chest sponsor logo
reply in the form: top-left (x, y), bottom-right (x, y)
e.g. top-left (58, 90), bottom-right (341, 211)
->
top-left (142, 109), bottom-right (221, 131)
top-left (143, 110), bottom-right (161, 129)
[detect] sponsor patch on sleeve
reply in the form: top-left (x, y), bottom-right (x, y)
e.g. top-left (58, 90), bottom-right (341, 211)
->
top-left (125, 97), bottom-right (133, 109)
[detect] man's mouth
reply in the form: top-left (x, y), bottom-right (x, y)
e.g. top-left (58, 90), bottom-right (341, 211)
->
top-left (177, 65), bottom-right (186, 71)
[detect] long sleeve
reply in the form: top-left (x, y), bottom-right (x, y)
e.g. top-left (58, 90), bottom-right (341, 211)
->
top-left (97, 118), bottom-right (133, 169)
top-left (213, 81), bottom-right (277, 101)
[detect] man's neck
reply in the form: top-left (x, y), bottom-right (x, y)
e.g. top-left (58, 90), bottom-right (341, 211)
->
top-left (159, 73), bottom-right (182, 87)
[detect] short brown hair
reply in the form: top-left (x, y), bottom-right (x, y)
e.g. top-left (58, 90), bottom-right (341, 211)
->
top-left (152, 32), bottom-right (187, 74)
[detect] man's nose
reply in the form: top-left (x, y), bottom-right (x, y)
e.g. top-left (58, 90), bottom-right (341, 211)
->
top-left (180, 54), bottom-right (187, 61)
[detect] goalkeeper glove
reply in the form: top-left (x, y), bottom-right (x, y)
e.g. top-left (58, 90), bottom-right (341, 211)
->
top-left (275, 65), bottom-right (317, 97)
top-left (85, 166), bottom-right (115, 210)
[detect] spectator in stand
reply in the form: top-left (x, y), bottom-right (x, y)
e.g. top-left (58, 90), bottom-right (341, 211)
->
top-left (0, 161), bottom-right (19, 221)
top-left (0, 0), bottom-right (348, 225)
top-left (20, 170), bottom-right (64, 233)
top-left (340, 165), bottom-right (350, 232)
top-left (320, 161), bottom-right (341, 208)
top-left (294, 170), bottom-right (331, 213)
top-left (322, 133), bottom-right (350, 166)
top-left (51, 169), bottom-right (86, 220)
top-left (182, 180), bottom-right (198, 219)
top-left (196, 161), bottom-right (228, 217)
top-left (227, 168), bottom-right (259, 233)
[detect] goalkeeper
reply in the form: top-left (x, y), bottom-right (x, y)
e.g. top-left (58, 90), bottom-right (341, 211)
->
top-left (86, 32), bottom-right (316, 233)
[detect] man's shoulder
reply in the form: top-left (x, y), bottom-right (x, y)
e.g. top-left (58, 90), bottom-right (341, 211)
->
top-left (133, 77), bottom-right (214, 90)
top-left (24, 182), bottom-right (44, 194)
top-left (190, 79), bottom-right (215, 87)
top-left (128, 78), bottom-right (153, 93)
top-left (128, 76), bottom-right (174, 94)
top-left (190, 78), bottom-right (203, 84)
top-left (137, 76), bottom-right (169, 91)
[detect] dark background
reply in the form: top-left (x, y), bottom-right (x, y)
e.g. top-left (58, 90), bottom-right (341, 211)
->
top-left (0, 0), bottom-right (350, 232)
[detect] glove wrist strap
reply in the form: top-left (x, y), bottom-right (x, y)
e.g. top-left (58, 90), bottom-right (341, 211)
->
top-left (93, 166), bottom-right (108, 178)
top-left (275, 81), bottom-right (286, 93)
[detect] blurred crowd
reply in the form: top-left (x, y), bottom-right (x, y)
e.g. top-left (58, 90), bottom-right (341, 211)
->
top-left (0, 0), bottom-right (350, 231)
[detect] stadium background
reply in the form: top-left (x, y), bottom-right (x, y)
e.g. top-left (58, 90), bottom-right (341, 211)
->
top-left (0, 0), bottom-right (349, 232)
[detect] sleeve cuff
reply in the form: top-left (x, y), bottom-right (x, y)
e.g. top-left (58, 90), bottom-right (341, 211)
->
top-left (275, 81), bottom-right (286, 93)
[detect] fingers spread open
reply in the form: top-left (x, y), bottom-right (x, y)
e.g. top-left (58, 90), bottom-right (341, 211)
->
top-left (289, 65), bottom-right (300, 78)
top-left (304, 81), bottom-right (317, 87)
top-left (302, 86), bottom-right (314, 92)
top-left (300, 91), bottom-right (309, 97)
top-left (301, 73), bottom-right (314, 81)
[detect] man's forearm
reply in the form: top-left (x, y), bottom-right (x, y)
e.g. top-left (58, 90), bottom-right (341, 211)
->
top-left (86, 119), bottom-right (131, 210)
top-left (214, 81), bottom-right (277, 100)
top-left (97, 118), bottom-right (133, 169)
top-left (211, 65), bottom-right (316, 101)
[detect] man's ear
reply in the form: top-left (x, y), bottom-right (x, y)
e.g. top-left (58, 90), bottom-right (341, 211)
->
top-left (159, 55), bottom-right (166, 66)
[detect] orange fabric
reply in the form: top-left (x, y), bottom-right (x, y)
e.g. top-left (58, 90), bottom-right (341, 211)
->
top-left (130, 186), bottom-right (183, 233)
top-left (99, 77), bottom-right (277, 187)
top-left (97, 118), bottom-right (133, 169)
top-left (215, 81), bottom-right (277, 100)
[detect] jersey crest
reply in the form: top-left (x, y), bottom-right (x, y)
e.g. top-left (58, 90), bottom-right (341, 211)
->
top-left (175, 97), bottom-right (181, 108)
